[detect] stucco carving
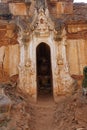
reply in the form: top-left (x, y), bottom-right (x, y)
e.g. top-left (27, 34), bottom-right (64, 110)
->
top-left (18, 59), bottom-right (35, 96)
top-left (55, 53), bottom-right (75, 95)
top-left (17, 7), bottom-right (76, 102)
top-left (54, 28), bottom-right (76, 96)
top-left (30, 8), bottom-right (54, 37)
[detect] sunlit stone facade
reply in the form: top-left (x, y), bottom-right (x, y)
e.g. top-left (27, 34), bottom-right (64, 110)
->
top-left (0, 0), bottom-right (87, 102)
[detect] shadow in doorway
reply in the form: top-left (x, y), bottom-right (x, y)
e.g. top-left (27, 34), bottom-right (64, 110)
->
top-left (36, 42), bottom-right (53, 101)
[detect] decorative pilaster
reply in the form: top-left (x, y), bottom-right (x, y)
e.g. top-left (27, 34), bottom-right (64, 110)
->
top-left (17, 30), bottom-right (36, 101)
top-left (18, 32), bottom-right (25, 67)
top-left (55, 29), bottom-right (76, 96)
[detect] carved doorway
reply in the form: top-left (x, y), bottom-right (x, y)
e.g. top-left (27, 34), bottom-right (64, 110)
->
top-left (36, 42), bottom-right (53, 99)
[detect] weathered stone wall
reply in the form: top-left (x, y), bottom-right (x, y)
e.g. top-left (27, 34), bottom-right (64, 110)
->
top-left (0, 1), bottom-right (86, 78)
top-left (47, 0), bottom-right (73, 17)
top-left (0, 0), bottom-right (87, 102)
top-left (67, 24), bottom-right (87, 75)
top-left (0, 44), bottom-right (19, 77)
top-left (84, 40), bottom-right (87, 65)
top-left (8, 44), bottom-right (20, 76)
top-left (67, 39), bottom-right (86, 75)
top-left (9, 3), bottom-right (27, 15)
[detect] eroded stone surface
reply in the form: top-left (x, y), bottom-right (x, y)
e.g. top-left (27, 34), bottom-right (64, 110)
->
top-left (0, 0), bottom-right (86, 102)
top-left (9, 3), bottom-right (27, 15)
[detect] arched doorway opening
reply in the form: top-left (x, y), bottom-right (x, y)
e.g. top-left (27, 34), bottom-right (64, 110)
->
top-left (36, 42), bottom-right (53, 99)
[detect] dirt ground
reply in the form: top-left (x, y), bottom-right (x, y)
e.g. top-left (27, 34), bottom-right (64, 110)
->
top-left (28, 91), bottom-right (87, 130)
top-left (0, 74), bottom-right (87, 130)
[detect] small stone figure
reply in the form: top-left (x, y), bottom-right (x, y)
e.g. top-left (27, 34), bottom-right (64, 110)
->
top-left (82, 66), bottom-right (87, 96)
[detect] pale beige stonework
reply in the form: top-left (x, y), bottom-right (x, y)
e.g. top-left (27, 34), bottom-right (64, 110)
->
top-left (84, 40), bottom-right (87, 65)
top-left (0, 45), bottom-right (20, 76)
top-left (17, 8), bottom-right (75, 102)
top-left (67, 39), bottom-right (86, 75)
top-left (0, 1), bottom-right (87, 102)
top-left (8, 45), bottom-right (20, 76)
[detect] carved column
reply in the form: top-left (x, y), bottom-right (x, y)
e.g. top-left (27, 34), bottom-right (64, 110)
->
top-left (24, 59), bottom-right (35, 92)
top-left (18, 31), bottom-right (36, 102)
top-left (18, 33), bottom-right (25, 67)
top-left (55, 29), bottom-right (76, 96)
top-left (18, 32), bottom-right (26, 91)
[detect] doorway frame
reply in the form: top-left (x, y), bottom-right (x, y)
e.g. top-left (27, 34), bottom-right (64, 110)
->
top-left (29, 37), bottom-right (57, 101)
top-left (36, 42), bottom-right (53, 99)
